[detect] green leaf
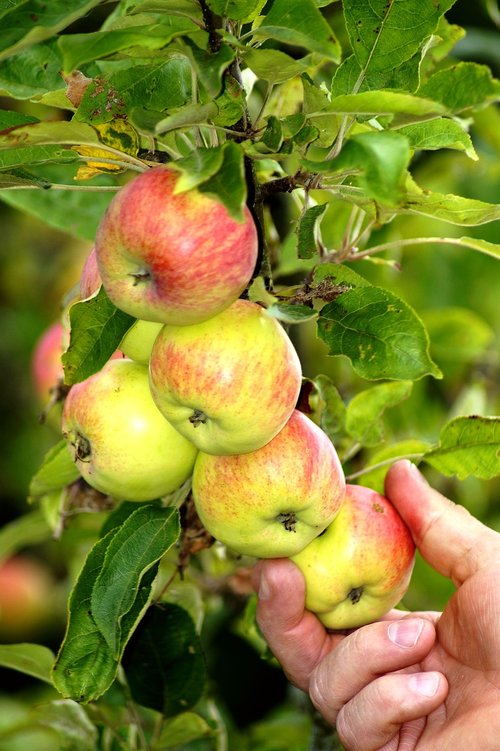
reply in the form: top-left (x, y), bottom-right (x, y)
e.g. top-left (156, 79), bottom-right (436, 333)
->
top-left (117, 57), bottom-right (192, 112)
top-left (345, 381), bottom-right (413, 446)
top-left (198, 141), bottom-right (247, 221)
top-left (343, 0), bottom-right (455, 76)
top-left (0, 120), bottom-right (101, 150)
top-left (306, 131), bottom-right (410, 205)
top-left (58, 19), bottom-right (197, 73)
top-left (424, 416), bottom-right (500, 480)
top-left (296, 203), bottom-right (327, 259)
top-left (0, 510), bottom-right (51, 564)
top-left (332, 51), bottom-right (422, 96)
top-left (206, 0), bottom-right (264, 21)
top-left (0, 643), bottom-right (55, 684)
top-left (242, 48), bottom-right (310, 84)
top-left (317, 286), bottom-right (442, 381)
top-left (123, 602), bottom-right (206, 716)
top-left (176, 38), bottom-right (235, 98)
top-left (131, 0), bottom-right (203, 22)
top-left (355, 439), bottom-right (431, 493)
top-left (76, 59), bottom-right (192, 125)
top-left (132, 101), bottom-right (219, 136)
top-left (0, 0), bottom-right (104, 62)
top-left (250, 0), bottom-right (341, 62)
top-left (34, 700), bottom-right (98, 751)
top-left (454, 236), bottom-right (500, 260)
top-left (419, 62), bottom-right (500, 113)
top-left (153, 711), bottom-right (214, 749)
top-left (313, 262), bottom-right (372, 289)
top-left (169, 143), bottom-right (246, 219)
top-left (0, 109), bottom-right (38, 129)
top-left (0, 41), bottom-right (65, 101)
top-left (211, 77), bottom-right (245, 127)
top-left (29, 440), bottom-right (80, 500)
top-left (397, 118), bottom-right (477, 159)
top-left (260, 115), bottom-right (283, 152)
top-left (51, 511), bottom-right (168, 703)
top-left (99, 499), bottom-right (162, 539)
top-left (266, 303), bottom-right (318, 324)
top-left (0, 0), bottom-right (27, 19)
top-left (170, 145), bottom-right (226, 192)
top-left (403, 184), bottom-right (500, 225)
top-left (91, 506), bottom-right (181, 657)
top-left (52, 530), bottom-right (120, 702)
top-left (0, 165), bottom-right (115, 241)
top-left (0, 144), bottom-right (76, 171)
top-left (0, 169), bottom-right (51, 188)
top-left (325, 90), bottom-right (447, 119)
top-left (62, 287), bottom-right (135, 385)
top-left (298, 374), bottom-right (347, 447)
top-left (301, 73), bottom-right (336, 147)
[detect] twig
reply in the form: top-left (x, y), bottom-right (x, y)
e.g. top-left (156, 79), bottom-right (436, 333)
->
top-left (346, 453), bottom-right (425, 481)
top-left (348, 236), bottom-right (487, 260)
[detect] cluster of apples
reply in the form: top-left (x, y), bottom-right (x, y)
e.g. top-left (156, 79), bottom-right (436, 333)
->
top-left (37, 167), bottom-right (415, 629)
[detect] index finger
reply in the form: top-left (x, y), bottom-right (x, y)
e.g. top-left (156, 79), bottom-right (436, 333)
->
top-left (254, 558), bottom-right (343, 691)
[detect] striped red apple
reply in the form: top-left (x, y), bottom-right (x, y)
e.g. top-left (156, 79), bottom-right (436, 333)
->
top-left (94, 167), bottom-right (258, 326)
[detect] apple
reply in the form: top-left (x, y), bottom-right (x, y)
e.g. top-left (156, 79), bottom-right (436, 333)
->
top-left (31, 320), bottom-right (65, 405)
top-left (94, 166), bottom-right (259, 325)
top-left (79, 246), bottom-right (163, 363)
top-left (0, 555), bottom-right (56, 640)
top-left (79, 245), bottom-right (101, 300)
top-left (291, 484), bottom-right (415, 630)
top-left (120, 319), bottom-right (164, 364)
top-left (62, 358), bottom-right (198, 501)
top-left (149, 299), bottom-right (303, 455)
top-left (192, 410), bottom-right (345, 558)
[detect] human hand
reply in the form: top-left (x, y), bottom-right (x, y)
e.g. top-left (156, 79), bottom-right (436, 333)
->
top-left (254, 460), bottom-right (500, 750)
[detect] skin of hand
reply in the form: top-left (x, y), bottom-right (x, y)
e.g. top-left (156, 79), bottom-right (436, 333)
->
top-left (253, 460), bottom-right (500, 751)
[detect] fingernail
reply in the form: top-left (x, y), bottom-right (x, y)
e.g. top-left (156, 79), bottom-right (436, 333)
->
top-left (410, 672), bottom-right (440, 698)
top-left (407, 461), bottom-right (428, 485)
top-left (258, 570), bottom-right (271, 601)
top-left (387, 618), bottom-right (424, 648)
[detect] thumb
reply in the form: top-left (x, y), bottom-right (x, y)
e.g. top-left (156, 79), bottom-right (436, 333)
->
top-left (384, 460), bottom-right (500, 586)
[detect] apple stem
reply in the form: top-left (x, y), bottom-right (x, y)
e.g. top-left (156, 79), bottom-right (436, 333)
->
top-left (276, 511), bottom-right (297, 533)
top-left (189, 409), bottom-right (208, 428)
top-left (348, 586), bottom-right (363, 605)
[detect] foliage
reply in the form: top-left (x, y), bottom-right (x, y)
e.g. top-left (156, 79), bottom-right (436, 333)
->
top-left (0, 1), bottom-right (499, 749)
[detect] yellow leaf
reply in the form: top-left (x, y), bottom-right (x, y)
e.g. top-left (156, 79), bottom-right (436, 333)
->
top-left (73, 119), bottom-right (140, 180)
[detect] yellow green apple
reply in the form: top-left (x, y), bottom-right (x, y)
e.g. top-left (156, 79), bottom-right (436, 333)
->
top-left (291, 483), bottom-right (415, 629)
top-left (192, 410), bottom-right (346, 557)
top-left (62, 358), bottom-right (197, 501)
top-left (149, 299), bottom-right (303, 455)
top-left (94, 166), bottom-right (258, 325)
top-left (119, 319), bottom-right (163, 363)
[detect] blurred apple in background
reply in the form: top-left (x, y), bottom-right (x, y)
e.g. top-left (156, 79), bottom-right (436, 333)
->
top-left (31, 321), bottom-right (64, 407)
top-left (291, 484), bottom-right (416, 629)
top-left (0, 555), bottom-right (57, 641)
top-left (79, 245), bottom-right (101, 300)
